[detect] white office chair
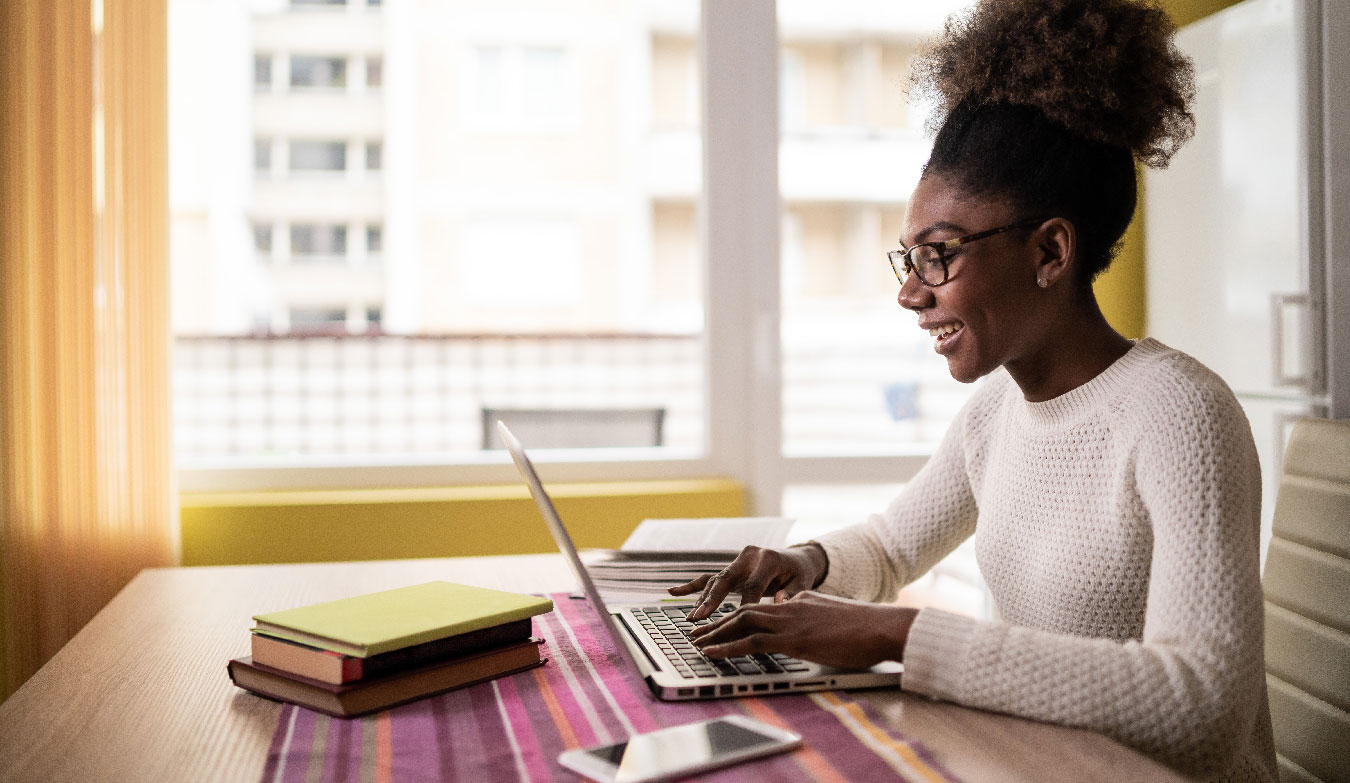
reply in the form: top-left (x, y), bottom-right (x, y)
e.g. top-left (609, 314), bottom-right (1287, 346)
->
top-left (1261, 417), bottom-right (1350, 783)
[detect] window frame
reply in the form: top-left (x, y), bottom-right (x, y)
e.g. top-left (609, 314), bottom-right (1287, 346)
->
top-left (178, 2), bottom-right (932, 510)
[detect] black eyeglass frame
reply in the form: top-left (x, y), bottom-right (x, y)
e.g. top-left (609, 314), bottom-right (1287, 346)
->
top-left (887, 217), bottom-right (1048, 287)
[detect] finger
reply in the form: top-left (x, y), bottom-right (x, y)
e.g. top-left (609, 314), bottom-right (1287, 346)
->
top-left (689, 572), bottom-right (733, 620)
top-left (695, 573), bottom-right (725, 615)
top-left (690, 607), bottom-right (775, 647)
top-left (777, 574), bottom-right (809, 599)
top-left (667, 573), bottom-right (711, 596)
top-left (738, 575), bottom-right (772, 608)
top-left (738, 558), bottom-right (799, 608)
top-left (686, 612), bottom-right (724, 639)
top-left (700, 632), bottom-right (776, 660)
top-left (686, 603), bottom-right (756, 639)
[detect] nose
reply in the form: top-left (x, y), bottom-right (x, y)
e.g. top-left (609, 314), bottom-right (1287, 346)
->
top-left (897, 271), bottom-right (933, 311)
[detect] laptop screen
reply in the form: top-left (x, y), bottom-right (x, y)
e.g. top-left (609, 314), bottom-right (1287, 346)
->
top-left (497, 421), bottom-right (648, 675)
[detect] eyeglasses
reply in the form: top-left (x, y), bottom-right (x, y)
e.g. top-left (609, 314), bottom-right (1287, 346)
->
top-left (887, 217), bottom-right (1046, 287)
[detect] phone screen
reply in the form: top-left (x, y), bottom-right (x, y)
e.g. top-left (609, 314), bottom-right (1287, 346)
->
top-left (580, 718), bottom-right (787, 782)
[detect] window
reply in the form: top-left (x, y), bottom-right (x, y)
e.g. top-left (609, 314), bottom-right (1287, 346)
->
top-left (467, 45), bottom-right (574, 131)
top-left (290, 56), bottom-right (347, 89)
top-left (364, 141), bottom-right (382, 172)
top-left (289, 307), bottom-right (348, 330)
top-left (288, 140), bottom-right (346, 173)
top-left (253, 139), bottom-right (272, 173)
top-left (252, 223), bottom-right (273, 255)
top-left (366, 57), bottom-right (383, 88)
top-left (290, 224), bottom-right (347, 259)
top-left (778, 28), bottom-right (972, 456)
top-left (254, 54), bottom-right (272, 90)
top-left (170, 2), bottom-right (967, 507)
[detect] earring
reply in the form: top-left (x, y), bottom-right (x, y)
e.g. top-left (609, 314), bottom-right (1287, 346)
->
top-left (1037, 278), bottom-right (1048, 288)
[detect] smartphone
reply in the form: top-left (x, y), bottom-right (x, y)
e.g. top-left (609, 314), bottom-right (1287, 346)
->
top-left (556, 715), bottom-right (802, 783)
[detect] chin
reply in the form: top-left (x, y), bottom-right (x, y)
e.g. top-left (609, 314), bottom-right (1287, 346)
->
top-left (944, 354), bottom-right (994, 385)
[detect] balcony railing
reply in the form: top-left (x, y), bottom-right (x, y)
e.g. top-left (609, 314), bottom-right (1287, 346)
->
top-left (172, 330), bottom-right (969, 461)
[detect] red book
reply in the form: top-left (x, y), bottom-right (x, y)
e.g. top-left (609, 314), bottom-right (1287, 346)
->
top-left (228, 638), bottom-right (545, 718)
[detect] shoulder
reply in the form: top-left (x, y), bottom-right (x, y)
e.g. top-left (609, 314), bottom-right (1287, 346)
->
top-left (1116, 339), bottom-right (1256, 461)
top-left (1118, 339), bottom-right (1246, 424)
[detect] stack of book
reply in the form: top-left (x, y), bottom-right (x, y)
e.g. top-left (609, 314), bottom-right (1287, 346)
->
top-left (227, 581), bottom-right (553, 718)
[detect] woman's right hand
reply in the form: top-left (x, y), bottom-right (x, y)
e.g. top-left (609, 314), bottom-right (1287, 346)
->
top-left (668, 543), bottom-right (828, 621)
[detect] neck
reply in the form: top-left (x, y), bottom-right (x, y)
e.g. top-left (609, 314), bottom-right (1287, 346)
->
top-left (1004, 292), bottom-right (1134, 403)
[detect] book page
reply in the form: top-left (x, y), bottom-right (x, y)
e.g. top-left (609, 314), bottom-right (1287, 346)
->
top-left (620, 517), bottom-right (795, 553)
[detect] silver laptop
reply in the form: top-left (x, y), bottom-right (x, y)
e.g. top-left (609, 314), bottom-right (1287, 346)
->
top-left (498, 421), bottom-right (904, 701)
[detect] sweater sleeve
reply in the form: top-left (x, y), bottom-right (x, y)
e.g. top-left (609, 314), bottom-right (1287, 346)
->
top-left (899, 374), bottom-right (1267, 779)
top-left (811, 379), bottom-right (990, 602)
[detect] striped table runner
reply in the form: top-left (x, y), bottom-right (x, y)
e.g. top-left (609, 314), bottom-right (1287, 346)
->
top-left (259, 593), bottom-right (958, 783)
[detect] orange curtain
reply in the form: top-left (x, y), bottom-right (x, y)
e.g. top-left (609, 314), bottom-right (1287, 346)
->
top-left (0, 0), bottom-right (177, 700)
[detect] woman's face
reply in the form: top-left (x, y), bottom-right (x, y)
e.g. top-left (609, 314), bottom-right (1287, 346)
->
top-left (896, 175), bottom-right (1047, 384)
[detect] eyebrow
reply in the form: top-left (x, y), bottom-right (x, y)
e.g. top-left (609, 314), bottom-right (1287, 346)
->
top-left (904, 221), bottom-right (968, 246)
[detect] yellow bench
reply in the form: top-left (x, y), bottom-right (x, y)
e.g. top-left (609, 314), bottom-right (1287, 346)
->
top-left (180, 478), bottom-right (746, 566)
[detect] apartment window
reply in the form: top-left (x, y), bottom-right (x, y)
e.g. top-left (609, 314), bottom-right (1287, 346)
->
top-left (290, 224), bottom-right (347, 259)
top-left (253, 139), bottom-right (272, 173)
top-left (291, 0), bottom-right (345, 7)
top-left (254, 54), bottom-right (272, 90)
top-left (288, 140), bottom-right (346, 172)
top-left (289, 307), bottom-right (348, 330)
top-left (290, 56), bottom-right (347, 89)
top-left (252, 223), bottom-right (273, 255)
top-left (174, 0), bottom-right (713, 471)
top-left (468, 45), bottom-right (574, 131)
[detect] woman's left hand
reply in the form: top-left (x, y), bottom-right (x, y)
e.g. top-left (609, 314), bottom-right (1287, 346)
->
top-left (688, 591), bottom-right (918, 670)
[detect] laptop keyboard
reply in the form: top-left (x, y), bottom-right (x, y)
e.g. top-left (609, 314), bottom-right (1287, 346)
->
top-left (630, 604), bottom-right (813, 680)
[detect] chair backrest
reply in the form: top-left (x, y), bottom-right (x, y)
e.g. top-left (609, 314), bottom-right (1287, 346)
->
top-left (481, 407), bottom-right (666, 450)
top-left (1262, 417), bottom-right (1350, 783)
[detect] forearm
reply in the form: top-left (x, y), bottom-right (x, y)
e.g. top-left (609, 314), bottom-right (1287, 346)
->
top-left (900, 610), bottom-right (1262, 777)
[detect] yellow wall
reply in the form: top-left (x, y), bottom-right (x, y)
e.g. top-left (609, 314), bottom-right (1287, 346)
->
top-left (1098, 0), bottom-right (1241, 338)
top-left (181, 479), bottom-right (745, 566)
top-left (1165, 0), bottom-right (1243, 26)
top-left (1095, 194), bottom-right (1148, 338)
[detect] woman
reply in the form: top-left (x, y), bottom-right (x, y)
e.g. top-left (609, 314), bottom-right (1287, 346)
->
top-left (671, 1), bottom-right (1277, 780)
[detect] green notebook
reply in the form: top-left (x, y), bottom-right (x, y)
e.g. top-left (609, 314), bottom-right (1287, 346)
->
top-left (252, 582), bottom-right (554, 658)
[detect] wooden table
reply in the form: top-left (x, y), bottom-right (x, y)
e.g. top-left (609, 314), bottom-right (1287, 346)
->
top-left (0, 555), bottom-right (1188, 783)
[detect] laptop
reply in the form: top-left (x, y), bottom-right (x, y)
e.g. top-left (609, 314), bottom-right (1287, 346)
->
top-left (498, 421), bottom-right (905, 701)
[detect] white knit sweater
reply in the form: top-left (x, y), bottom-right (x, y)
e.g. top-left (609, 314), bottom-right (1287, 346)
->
top-left (815, 338), bottom-right (1277, 782)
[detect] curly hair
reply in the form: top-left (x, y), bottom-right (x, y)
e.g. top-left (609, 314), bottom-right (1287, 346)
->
top-left (913, 0), bottom-right (1195, 168)
top-left (909, 0), bottom-right (1196, 281)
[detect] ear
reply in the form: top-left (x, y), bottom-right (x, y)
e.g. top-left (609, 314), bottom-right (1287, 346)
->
top-left (1030, 217), bottom-right (1075, 288)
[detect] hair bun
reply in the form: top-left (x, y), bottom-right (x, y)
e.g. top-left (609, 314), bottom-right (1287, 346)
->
top-left (912, 0), bottom-right (1196, 168)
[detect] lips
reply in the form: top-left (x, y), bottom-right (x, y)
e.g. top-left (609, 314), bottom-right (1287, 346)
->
top-left (921, 320), bottom-right (964, 354)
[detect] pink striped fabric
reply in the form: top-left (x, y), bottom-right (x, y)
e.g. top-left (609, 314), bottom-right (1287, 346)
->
top-left (258, 594), bottom-right (960, 783)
